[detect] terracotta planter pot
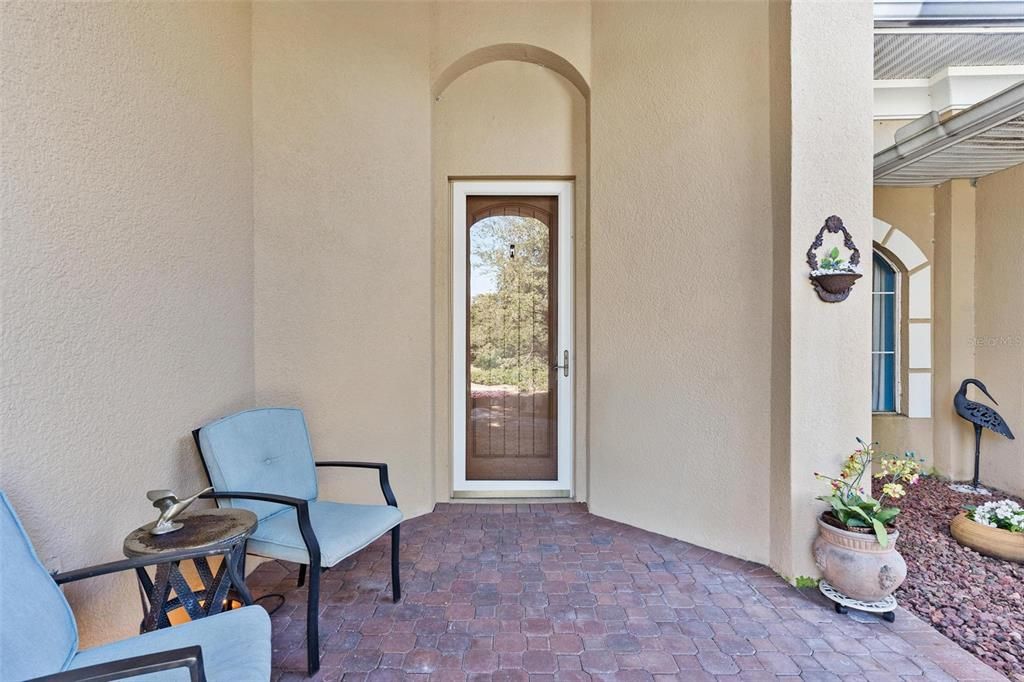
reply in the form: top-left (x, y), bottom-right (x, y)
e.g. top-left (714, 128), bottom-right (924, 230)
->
top-left (812, 514), bottom-right (906, 602)
top-left (950, 512), bottom-right (1024, 563)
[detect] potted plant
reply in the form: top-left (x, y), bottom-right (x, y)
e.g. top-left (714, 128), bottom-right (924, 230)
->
top-left (809, 246), bottom-right (862, 297)
top-left (811, 439), bottom-right (922, 601)
top-left (950, 499), bottom-right (1024, 563)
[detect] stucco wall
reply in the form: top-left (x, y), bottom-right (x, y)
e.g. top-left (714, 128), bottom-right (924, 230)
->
top-left (770, 0), bottom-right (874, 580)
top-left (588, 0), bottom-right (774, 563)
top-left (251, 2), bottom-right (435, 517)
top-left (933, 180), bottom-right (977, 481)
top-left (430, 1), bottom-right (591, 87)
top-left (974, 163), bottom-right (1024, 495)
top-left (1, 1), bottom-right (254, 647)
top-left (872, 187), bottom-right (934, 460)
top-left (430, 60), bottom-right (589, 500)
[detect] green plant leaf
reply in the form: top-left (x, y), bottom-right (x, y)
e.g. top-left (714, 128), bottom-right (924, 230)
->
top-left (829, 247), bottom-right (840, 259)
top-left (875, 507), bottom-right (900, 524)
top-left (846, 518), bottom-right (869, 527)
top-left (849, 506), bottom-right (873, 524)
top-left (872, 519), bottom-right (889, 547)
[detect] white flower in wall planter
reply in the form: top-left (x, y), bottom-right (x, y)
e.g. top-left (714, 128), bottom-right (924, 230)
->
top-left (806, 216), bottom-right (863, 302)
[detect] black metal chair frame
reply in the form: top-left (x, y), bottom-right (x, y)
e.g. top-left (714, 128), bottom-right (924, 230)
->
top-left (191, 430), bottom-right (401, 676)
top-left (28, 545), bottom-right (245, 682)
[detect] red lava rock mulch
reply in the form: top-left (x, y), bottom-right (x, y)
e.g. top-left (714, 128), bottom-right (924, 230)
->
top-left (892, 474), bottom-right (1024, 681)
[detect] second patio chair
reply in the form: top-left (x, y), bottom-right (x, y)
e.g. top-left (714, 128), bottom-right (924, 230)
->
top-left (192, 407), bottom-right (402, 676)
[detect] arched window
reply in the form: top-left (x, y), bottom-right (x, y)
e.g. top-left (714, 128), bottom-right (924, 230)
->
top-left (872, 252), bottom-right (898, 412)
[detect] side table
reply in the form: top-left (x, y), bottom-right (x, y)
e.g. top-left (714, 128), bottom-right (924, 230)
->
top-left (123, 507), bottom-right (257, 632)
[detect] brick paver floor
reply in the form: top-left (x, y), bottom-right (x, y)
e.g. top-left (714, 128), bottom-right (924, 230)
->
top-left (252, 503), bottom-right (1005, 681)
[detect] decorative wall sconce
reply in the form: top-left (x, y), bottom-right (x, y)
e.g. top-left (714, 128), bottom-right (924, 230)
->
top-left (807, 215), bottom-right (862, 302)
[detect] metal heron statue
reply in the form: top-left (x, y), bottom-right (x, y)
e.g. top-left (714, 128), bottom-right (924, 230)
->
top-left (955, 378), bottom-right (1015, 488)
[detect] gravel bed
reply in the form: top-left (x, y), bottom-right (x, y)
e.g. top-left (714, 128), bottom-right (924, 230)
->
top-left (890, 475), bottom-right (1024, 680)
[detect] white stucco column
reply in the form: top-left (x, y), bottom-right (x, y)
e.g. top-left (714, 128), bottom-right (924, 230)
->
top-left (770, 0), bottom-right (874, 580)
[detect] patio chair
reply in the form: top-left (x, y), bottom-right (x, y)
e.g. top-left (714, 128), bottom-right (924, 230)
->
top-left (0, 491), bottom-right (271, 682)
top-left (191, 407), bottom-right (402, 676)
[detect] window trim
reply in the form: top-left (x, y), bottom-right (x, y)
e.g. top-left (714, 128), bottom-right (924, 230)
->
top-left (872, 250), bottom-right (902, 414)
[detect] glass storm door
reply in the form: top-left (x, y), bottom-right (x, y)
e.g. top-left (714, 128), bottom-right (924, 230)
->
top-left (452, 181), bottom-right (573, 496)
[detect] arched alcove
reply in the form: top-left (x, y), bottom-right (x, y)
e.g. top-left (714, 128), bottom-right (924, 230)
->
top-left (430, 44), bottom-right (590, 504)
top-left (433, 43), bottom-right (590, 100)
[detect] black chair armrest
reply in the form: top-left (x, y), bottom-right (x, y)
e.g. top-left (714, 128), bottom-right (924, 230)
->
top-left (53, 547), bottom-right (239, 586)
top-left (200, 491), bottom-right (321, 570)
top-left (315, 461), bottom-right (398, 507)
top-left (200, 490), bottom-right (307, 508)
top-left (28, 646), bottom-right (206, 682)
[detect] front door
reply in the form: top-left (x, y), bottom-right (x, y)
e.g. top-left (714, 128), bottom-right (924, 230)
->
top-left (452, 180), bottom-right (573, 496)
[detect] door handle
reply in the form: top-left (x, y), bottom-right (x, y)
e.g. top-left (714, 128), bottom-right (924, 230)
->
top-left (553, 350), bottom-right (569, 377)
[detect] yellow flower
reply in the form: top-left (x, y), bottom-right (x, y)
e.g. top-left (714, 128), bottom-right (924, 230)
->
top-left (882, 482), bottom-right (905, 499)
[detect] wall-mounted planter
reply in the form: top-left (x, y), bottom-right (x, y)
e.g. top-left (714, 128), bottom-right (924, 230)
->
top-left (950, 511), bottom-right (1024, 563)
top-left (810, 272), bottom-right (863, 300)
top-left (807, 216), bottom-right (862, 302)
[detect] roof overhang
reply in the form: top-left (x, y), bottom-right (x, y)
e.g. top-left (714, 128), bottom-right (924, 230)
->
top-left (874, 80), bottom-right (1024, 186)
top-left (875, 65), bottom-right (1024, 119)
top-left (875, 0), bottom-right (1024, 28)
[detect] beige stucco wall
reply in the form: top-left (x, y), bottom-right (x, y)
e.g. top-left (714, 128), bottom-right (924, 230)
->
top-left (872, 187), bottom-right (934, 461)
top-left (1, 1), bottom-right (254, 647)
top-left (431, 60), bottom-right (589, 500)
top-left (252, 2), bottom-right (435, 517)
top-left (430, 1), bottom-right (592, 87)
top-left (974, 163), bottom-right (1024, 495)
top-left (932, 180), bottom-right (977, 481)
top-left (874, 187), bottom-right (935, 264)
top-left (588, 0), bottom-right (774, 564)
top-left (771, 0), bottom-right (874, 580)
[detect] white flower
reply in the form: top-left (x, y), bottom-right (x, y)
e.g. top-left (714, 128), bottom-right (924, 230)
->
top-left (970, 499), bottom-right (1024, 532)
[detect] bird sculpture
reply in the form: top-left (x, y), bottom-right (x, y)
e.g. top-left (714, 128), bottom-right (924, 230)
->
top-left (954, 378), bottom-right (1015, 489)
top-left (147, 486), bottom-right (213, 535)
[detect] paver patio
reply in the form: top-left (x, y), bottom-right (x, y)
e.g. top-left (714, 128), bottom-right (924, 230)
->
top-left (252, 503), bottom-right (1004, 681)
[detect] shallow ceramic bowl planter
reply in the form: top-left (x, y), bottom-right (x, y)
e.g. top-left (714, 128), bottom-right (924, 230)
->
top-left (950, 511), bottom-right (1024, 563)
top-left (813, 513), bottom-right (907, 602)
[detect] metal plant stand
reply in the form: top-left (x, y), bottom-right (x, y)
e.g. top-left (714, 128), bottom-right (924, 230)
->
top-left (819, 580), bottom-right (897, 622)
top-left (123, 508), bottom-right (257, 632)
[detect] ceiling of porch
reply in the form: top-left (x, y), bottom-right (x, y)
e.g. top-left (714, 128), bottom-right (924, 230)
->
top-left (873, 0), bottom-right (1024, 186)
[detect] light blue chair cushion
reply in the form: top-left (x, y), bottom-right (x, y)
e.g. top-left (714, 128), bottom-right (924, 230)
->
top-left (197, 408), bottom-right (318, 521)
top-left (1, 491), bottom-right (78, 681)
top-left (247, 501), bottom-right (402, 568)
top-left (68, 605), bottom-right (271, 682)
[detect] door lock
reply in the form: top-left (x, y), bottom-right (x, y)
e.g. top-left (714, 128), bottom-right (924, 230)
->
top-left (553, 350), bottom-right (569, 377)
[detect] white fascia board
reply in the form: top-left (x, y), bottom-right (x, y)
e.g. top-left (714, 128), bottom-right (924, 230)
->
top-left (874, 66), bottom-right (1024, 119)
top-left (932, 65), bottom-right (1024, 113)
top-left (875, 79), bottom-right (932, 119)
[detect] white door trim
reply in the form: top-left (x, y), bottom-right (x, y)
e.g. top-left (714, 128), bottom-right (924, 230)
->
top-left (451, 179), bottom-right (574, 495)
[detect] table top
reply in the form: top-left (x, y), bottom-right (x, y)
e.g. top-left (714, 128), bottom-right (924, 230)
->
top-left (123, 508), bottom-right (257, 557)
